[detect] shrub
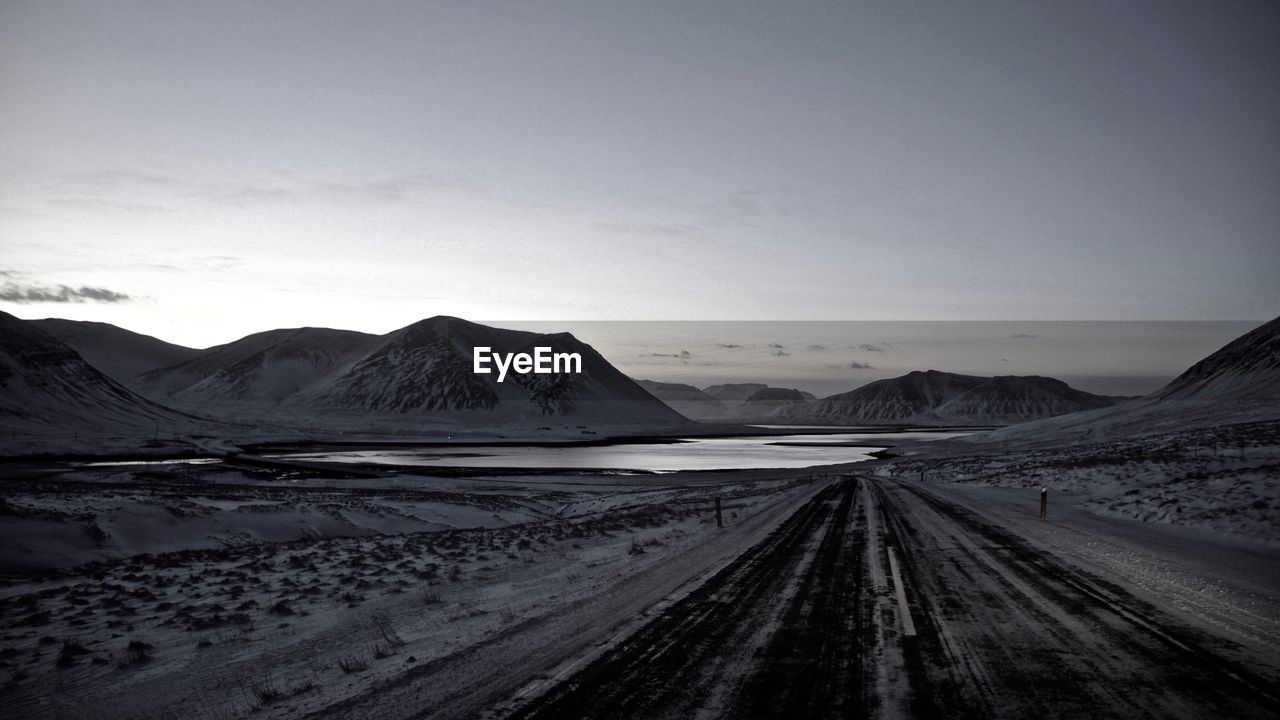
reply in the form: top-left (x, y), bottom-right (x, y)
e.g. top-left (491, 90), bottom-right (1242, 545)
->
top-left (122, 639), bottom-right (153, 666)
top-left (56, 640), bottom-right (90, 668)
top-left (338, 656), bottom-right (368, 673)
top-left (249, 676), bottom-right (284, 705)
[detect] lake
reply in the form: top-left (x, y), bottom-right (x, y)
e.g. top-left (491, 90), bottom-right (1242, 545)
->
top-left (268, 428), bottom-right (972, 472)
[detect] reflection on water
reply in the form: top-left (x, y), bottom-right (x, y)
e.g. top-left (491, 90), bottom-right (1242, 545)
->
top-left (272, 431), bottom-right (969, 472)
top-left (82, 458), bottom-right (222, 467)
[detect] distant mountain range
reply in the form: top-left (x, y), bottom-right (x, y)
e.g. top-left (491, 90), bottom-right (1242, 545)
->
top-left (1, 314), bottom-right (688, 452)
top-left (635, 380), bottom-right (818, 421)
top-left (8, 310), bottom-right (1276, 453)
top-left (636, 371), bottom-right (1121, 424)
top-left (777, 370), bottom-right (1124, 425)
top-left (634, 380), bottom-right (725, 418)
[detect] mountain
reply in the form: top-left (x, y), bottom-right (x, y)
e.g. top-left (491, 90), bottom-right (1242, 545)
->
top-left (1150, 316), bottom-right (1280, 404)
top-left (0, 312), bottom-right (195, 451)
top-left (635, 379), bottom-right (726, 420)
top-left (700, 383), bottom-right (816, 419)
top-left (977, 316), bottom-right (1280, 444)
top-left (739, 387), bottom-right (811, 415)
top-left (134, 316), bottom-right (687, 428)
top-left (30, 318), bottom-right (201, 386)
top-left (779, 370), bottom-right (1121, 424)
top-left (291, 317), bottom-right (685, 426)
top-left (143, 327), bottom-right (377, 407)
top-left (703, 383), bottom-right (769, 406)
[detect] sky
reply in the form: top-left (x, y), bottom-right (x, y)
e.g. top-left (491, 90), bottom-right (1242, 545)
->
top-left (1, 1), bottom-right (1277, 349)
top-left (513, 320), bottom-right (1260, 396)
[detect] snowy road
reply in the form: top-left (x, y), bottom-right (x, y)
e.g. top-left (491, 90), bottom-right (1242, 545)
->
top-left (497, 476), bottom-right (1279, 719)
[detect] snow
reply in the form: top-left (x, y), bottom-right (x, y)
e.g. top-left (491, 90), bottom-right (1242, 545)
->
top-left (0, 463), bottom-right (821, 719)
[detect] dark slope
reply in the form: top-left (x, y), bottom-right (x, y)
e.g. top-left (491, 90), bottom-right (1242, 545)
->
top-left (136, 327), bottom-right (376, 401)
top-left (1151, 315), bottom-right (1280, 402)
top-left (782, 370), bottom-right (1119, 424)
top-left (976, 315), bottom-right (1280, 444)
top-left (295, 317), bottom-right (687, 425)
top-left (0, 312), bottom-right (194, 447)
top-left (31, 318), bottom-right (201, 386)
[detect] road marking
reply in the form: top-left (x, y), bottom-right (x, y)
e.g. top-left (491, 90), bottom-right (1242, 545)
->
top-left (887, 545), bottom-right (917, 637)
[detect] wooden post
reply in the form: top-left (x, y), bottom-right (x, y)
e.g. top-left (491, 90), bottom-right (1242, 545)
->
top-left (1039, 488), bottom-right (1048, 521)
top-left (714, 497), bottom-right (724, 529)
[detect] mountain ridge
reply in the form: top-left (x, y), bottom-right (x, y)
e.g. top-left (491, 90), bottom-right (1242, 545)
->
top-left (0, 312), bottom-right (201, 451)
top-left (31, 318), bottom-right (202, 386)
top-left (778, 370), bottom-right (1121, 424)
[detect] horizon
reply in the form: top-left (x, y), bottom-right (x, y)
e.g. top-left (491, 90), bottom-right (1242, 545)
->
top-left (12, 310), bottom-right (1261, 398)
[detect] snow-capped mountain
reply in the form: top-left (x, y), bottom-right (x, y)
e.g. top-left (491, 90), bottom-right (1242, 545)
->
top-left (292, 318), bottom-right (684, 425)
top-left (778, 370), bottom-right (1121, 424)
top-left (127, 316), bottom-right (686, 428)
top-left (135, 327), bottom-right (373, 400)
top-left (31, 318), bottom-right (201, 386)
top-left (154, 328), bottom-right (377, 406)
top-left (0, 312), bottom-right (195, 447)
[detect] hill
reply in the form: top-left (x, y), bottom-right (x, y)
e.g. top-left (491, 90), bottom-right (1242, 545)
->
top-left (0, 312), bottom-right (198, 453)
top-left (31, 318), bottom-right (201, 386)
top-left (144, 327), bottom-right (377, 407)
top-left (129, 316), bottom-right (687, 429)
top-left (635, 379), bottom-right (726, 420)
top-left (779, 370), bottom-right (1120, 425)
top-left (977, 316), bottom-right (1280, 444)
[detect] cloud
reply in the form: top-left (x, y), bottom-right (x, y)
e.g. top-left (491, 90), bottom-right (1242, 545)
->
top-left (0, 282), bottom-right (132, 304)
top-left (144, 255), bottom-right (243, 273)
top-left (715, 343), bottom-right (743, 349)
top-left (858, 343), bottom-right (885, 352)
top-left (46, 197), bottom-right (170, 214)
top-left (38, 169), bottom-right (485, 214)
top-left (601, 220), bottom-right (708, 239)
top-left (768, 343), bottom-right (784, 349)
top-left (1008, 333), bottom-right (1037, 339)
top-left (642, 350), bottom-right (692, 360)
top-left (848, 361), bottom-right (874, 369)
top-left (807, 344), bottom-right (828, 351)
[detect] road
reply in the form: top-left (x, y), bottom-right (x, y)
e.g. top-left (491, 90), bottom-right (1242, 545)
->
top-left (500, 476), bottom-right (1279, 719)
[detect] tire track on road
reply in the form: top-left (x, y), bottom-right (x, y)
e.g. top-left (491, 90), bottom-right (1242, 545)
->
top-left (874, 478), bottom-right (1280, 719)
top-left (505, 480), bottom-right (852, 720)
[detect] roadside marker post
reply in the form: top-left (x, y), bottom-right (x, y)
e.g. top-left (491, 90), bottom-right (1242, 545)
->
top-left (715, 497), bottom-right (724, 529)
top-left (1039, 488), bottom-right (1048, 521)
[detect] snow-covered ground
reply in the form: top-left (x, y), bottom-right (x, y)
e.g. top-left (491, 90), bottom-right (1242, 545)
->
top-left (0, 461), bottom-right (823, 719)
top-left (877, 418), bottom-right (1280, 543)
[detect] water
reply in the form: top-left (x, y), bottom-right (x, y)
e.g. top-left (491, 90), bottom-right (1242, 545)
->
top-left (271, 429), bottom-right (970, 472)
